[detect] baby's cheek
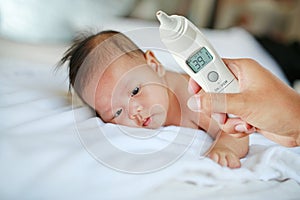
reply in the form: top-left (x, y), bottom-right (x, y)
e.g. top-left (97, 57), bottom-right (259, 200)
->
top-left (149, 104), bottom-right (167, 126)
top-left (112, 115), bottom-right (129, 126)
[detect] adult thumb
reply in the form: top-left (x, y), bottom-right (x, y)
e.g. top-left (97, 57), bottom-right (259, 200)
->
top-left (187, 91), bottom-right (242, 115)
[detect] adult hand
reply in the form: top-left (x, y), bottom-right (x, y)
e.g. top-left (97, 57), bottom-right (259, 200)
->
top-left (187, 58), bottom-right (300, 147)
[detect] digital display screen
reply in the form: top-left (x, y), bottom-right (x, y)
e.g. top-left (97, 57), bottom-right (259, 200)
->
top-left (186, 47), bottom-right (213, 73)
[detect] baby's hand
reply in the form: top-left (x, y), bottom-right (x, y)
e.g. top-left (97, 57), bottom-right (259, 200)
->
top-left (207, 147), bottom-right (241, 168)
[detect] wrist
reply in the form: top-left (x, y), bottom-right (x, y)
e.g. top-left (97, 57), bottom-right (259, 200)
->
top-left (296, 99), bottom-right (300, 142)
top-left (286, 115), bottom-right (300, 147)
top-left (286, 90), bottom-right (300, 146)
top-left (296, 122), bottom-right (300, 146)
top-left (286, 117), bottom-right (300, 147)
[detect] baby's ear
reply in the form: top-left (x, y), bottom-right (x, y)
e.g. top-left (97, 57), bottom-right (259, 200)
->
top-left (144, 50), bottom-right (165, 77)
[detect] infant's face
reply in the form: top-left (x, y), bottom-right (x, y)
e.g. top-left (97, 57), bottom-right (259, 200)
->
top-left (85, 54), bottom-right (170, 129)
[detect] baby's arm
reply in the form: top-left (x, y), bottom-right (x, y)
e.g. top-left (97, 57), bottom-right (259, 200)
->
top-left (207, 132), bottom-right (249, 168)
top-left (193, 113), bottom-right (251, 168)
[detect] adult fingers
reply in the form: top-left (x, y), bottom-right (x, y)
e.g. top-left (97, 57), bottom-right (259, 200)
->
top-left (188, 78), bottom-right (201, 94)
top-left (258, 129), bottom-right (298, 147)
top-left (222, 58), bottom-right (241, 77)
top-left (187, 91), bottom-right (245, 115)
top-left (221, 118), bottom-right (255, 135)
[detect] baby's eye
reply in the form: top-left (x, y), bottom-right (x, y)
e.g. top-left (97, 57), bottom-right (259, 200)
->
top-left (131, 86), bottom-right (140, 97)
top-left (114, 108), bottom-right (122, 118)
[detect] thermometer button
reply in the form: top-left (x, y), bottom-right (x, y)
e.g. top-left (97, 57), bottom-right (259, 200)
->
top-left (207, 71), bottom-right (219, 82)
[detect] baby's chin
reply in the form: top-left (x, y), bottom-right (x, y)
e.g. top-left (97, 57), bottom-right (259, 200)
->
top-left (143, 120), bottom-right (164, 130)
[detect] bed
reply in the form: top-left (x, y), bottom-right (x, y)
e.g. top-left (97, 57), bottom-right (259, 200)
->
top-left (1, 17), bottom-right (300, 200)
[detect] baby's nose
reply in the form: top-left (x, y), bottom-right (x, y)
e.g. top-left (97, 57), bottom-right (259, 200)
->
top-left (128, 99), bottom-right (143, 119)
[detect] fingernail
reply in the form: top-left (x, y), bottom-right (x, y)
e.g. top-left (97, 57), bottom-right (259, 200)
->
top-left (244, 126), bottom-right (256, 134)
top-left (235, 124), bottom-right (248, 132)
top-left (212, 113), bottom-right (226, 124)
top-left (187, 95), bottom-right (201, 112)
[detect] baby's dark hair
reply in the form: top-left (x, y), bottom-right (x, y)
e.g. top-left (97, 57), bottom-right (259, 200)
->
top-left (58, 30), bottom-right (144, 99)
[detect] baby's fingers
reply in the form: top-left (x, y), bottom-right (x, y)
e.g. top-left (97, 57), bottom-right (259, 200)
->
top-left (208, 151), bottom-right (241, 168)
top-left (208, 152), bottom-right (223, 166)
top-left (226, 154), bottom-right (241, 168)
top-left (208, 152), bottom-right (228, 167)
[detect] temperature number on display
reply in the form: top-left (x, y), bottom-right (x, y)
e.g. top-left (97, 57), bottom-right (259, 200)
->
top-left (186, 47), bottom-right (213, 73)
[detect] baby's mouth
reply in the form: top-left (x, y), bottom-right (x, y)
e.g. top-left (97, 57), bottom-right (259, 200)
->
top-left (142, 117), bottom-right (152, 127)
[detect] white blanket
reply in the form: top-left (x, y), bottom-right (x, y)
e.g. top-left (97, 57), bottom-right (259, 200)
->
top-left (1, 26), bottom-right (299, 200)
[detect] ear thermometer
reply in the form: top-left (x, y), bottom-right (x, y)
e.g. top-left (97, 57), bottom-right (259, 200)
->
top-left (156, 10), bottom-right (239, 93)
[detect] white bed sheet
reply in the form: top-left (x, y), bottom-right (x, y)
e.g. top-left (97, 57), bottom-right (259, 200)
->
top-left (1, 18), bottom-right (299, 200)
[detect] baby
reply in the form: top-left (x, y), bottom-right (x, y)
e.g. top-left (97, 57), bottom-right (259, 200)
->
top-left (59, 30), bottom-right (250, 168)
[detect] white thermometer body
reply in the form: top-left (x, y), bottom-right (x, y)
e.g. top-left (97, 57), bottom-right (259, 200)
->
top-left (156, 11), bottom-right (239, 93)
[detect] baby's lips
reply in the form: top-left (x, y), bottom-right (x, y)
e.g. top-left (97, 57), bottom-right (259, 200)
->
top-left (142, 117), bottom-right (151, 127)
